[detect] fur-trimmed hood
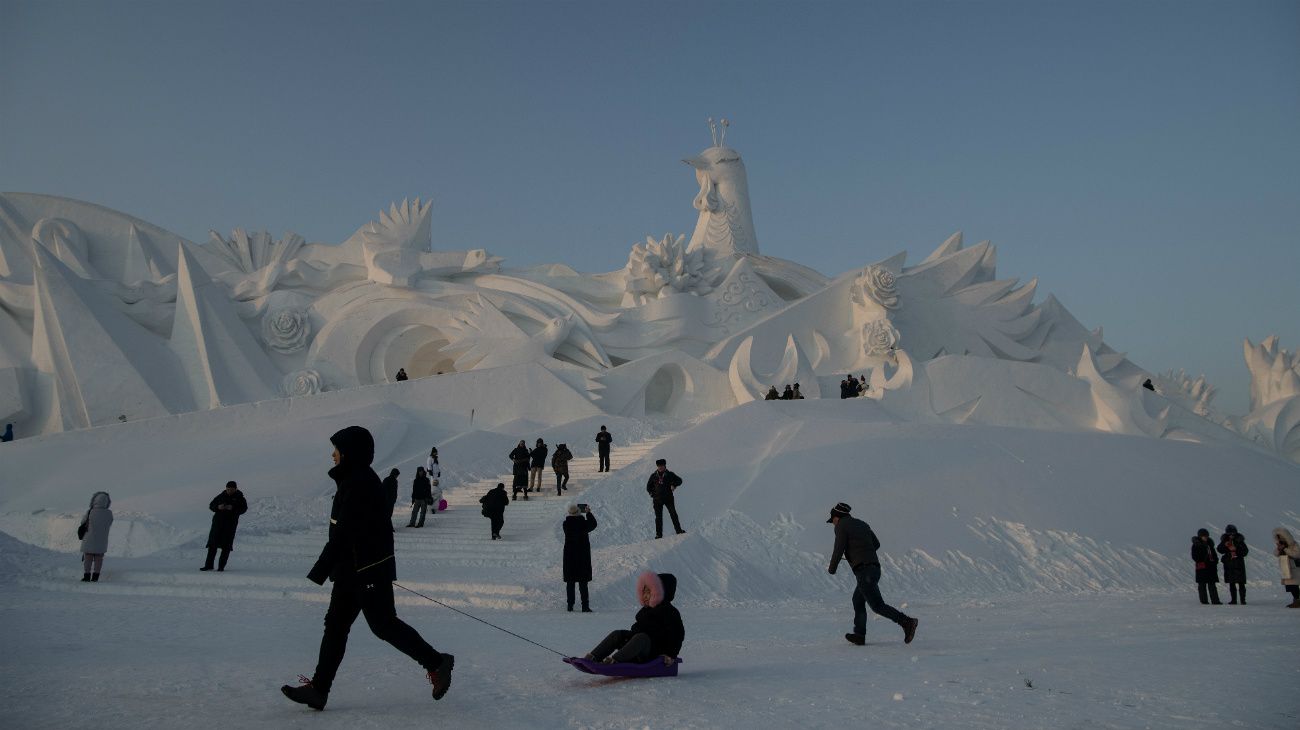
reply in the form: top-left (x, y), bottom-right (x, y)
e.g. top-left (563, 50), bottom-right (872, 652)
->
top-left (1274, 527), bottom-right (1297, 549)
top-left (636, 571), bottom-right (677, 607)
top-left (88, 491), bottom-right (111, 509)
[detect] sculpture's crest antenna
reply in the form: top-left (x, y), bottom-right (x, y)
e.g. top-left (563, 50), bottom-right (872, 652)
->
top-left (706, 117), bottom-right (732, 147)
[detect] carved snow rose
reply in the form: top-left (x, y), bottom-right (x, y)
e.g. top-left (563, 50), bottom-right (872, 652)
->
top-left (851, 265), bottom-right (899, 310)
top-left (863, 319), bottom-right (901, 356)
top-left (282, 369), bottom-right (323, 396)
top-left (262, 306), bottom-right (312, 353)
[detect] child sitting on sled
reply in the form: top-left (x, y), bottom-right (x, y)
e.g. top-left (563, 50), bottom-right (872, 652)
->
top-left (584, 571), bottom-right (684, 665)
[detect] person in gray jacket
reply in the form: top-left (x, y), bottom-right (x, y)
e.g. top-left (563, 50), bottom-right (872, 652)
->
top-left (827, 502), bottom-right (917, 645)
top-left (78, 491), bottom-right (114, 582)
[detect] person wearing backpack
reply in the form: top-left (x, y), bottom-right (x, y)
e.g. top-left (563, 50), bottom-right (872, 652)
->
top-left (827, 502), bottom-right (918, 645)
top-left (480, 483), bottom-right (509, 540)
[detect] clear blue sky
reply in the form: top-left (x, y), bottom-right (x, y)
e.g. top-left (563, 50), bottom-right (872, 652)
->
top-left (3, 0), bottom-right (1297, 413)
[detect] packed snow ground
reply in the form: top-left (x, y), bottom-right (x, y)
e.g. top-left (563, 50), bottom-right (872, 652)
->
top-left (2, 381), bottom-right (1299, 727)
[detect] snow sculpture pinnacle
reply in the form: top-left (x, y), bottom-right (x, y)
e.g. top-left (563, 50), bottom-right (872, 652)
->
top-left (684, 121), bottom-right (759, 259)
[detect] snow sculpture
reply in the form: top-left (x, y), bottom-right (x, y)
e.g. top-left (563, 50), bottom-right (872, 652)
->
top-left (1244, 336), bottom-right (1300, 412)
top-left (439, 295), bottom-right (575, 371)
top-left (851, 264), bottom-right (899, 311)
top-left (360, 198), bottom-right (432, 287)
top-left (727, 334), bottom-right (820, 403)
top-left (862, 318), bottom-right (900, 357)
top-left (685, 118), bottom-right (759, 258)
top-left (261, 306), bottom-right (312, 354)
top-left (1154, 369), bottom-right (1216, 417)
top-left (624, 233), bottom-right (721, 304)
top-left (282, 369), bottom-right (323, 397)
top-left (206, 228), bottom-right (305, 300)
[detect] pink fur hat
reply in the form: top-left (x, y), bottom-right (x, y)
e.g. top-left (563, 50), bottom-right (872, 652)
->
top-left (636, 570), bottom-right (664, 607)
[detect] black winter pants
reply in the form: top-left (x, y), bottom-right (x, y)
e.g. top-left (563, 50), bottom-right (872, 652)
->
top-left (489, 514), bottom-right (504, 538)
top-left (555, 471), bottom-right (569, 494)
top-left (852, 563), bottom-right (907, 635)
top-left (203, 546), bottom-right (230, 570)
top-left (566, 580), bottom-right (589, 609)
top-left (589, 630), bottom-right (652, 663)
top-left (1197, 581), bottom-right (1222, 605)
top-left (598, 447), bottom-right (610, 472)
top-left (312, 579), bottom-right (441, 693)
top-left (654, 497), bottom-right (683, 538)
top-left (1227, 582), bottom-right (1246, 603)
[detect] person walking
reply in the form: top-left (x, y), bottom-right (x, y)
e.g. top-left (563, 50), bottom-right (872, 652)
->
top-left (201, 481), bottom-right (248, 572)
top-left (595, 426), bottom-right (612, 472)
top-left (1273, 527), bottom-right (1300, 607)
top-left (826, 502), bottom-right (918, 645)
top-left (510, 440), bottom-right (531, 500)
top-left (425, 449), bottom-right (442, 518)
top-left (1217, 525), bottom-right (1248, 605)
top-left (645, 459), bottom-right (685, 539)
top-left (77, 491), bottom-right (113, 582)
top-left (1, 423), bottom-right (12, 442)
top-left (382, 468), bottom-right (400, 524)
top-left (281, 426), bottom-right (454, 710)
top-left (480, 483), bottom-right (509, 540)
top-left (1192, 528), bottom-right (1222, 605)
top-left (552, 443), bottom-right (573, 495)
top-left (408, 466), bottom-right (432, 528)
top-left (529, 439), bottom-right (549, 494)
top-left (563, 504), bottom-right (597, 612)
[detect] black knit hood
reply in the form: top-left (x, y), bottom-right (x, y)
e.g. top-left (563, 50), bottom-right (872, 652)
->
top-left (330, 426), bottom-right (375, 467)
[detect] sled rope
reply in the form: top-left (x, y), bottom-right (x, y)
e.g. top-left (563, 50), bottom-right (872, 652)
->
top-left (394, 582), bottom-right (567, 657)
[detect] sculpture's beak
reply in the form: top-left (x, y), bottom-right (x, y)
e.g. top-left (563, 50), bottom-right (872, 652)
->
top-left (682, 156), bottom-right (706, 170)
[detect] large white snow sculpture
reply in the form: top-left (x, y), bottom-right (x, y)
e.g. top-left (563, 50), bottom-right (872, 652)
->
top-left (0, 122), bottom-right (1291, 462)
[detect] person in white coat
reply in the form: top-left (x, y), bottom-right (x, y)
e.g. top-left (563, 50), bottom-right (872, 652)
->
top-left (1272, 527), bottom-right (1300, 607)
top-left (425, 448), bottom-right (442, 516)
top-left (78, 491), bottom-right (114, 582)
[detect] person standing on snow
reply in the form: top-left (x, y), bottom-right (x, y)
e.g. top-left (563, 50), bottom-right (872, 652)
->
top-left (529, 439), bottom-right (549, 493)
top-left (408, 467), bottom-right (432, 528)
top-left (765, 386), bottom-right (781, 401)
top-left (827, 502), bottom-right (918, 645)
top-left (1, 423), bottom-right (12, 442)
top-left (563, 504), bottom-right (597, 612)
top-left (78, 491), bottom-right (113, 582)
top-left (1217, 525), bottom-right (1248, 605)
top-left (382, 468), bottom-right (400, 524)
top-left (480, 483), bottom-right (509, 540)
top-left (552, 443), bottom-right (573, 495)
top-left (646, 458), bottom-right (686, 539)
top-left (1273, 527), bottom-right (1300, 607)
top-left (201, 481), bottom-right (248, 572)
top-left (1192, 528), bottom-right (1222, 605)
top-left (581, 571), bottom-right (683, 665)
top-left (281, 426), bottom-right (454, 711)
top-left (425, 449), bottom-right (442, 517)
top-left (510, 440), bottom-right (531, 499)
top-left (595, 426), bottom-right (613, 472)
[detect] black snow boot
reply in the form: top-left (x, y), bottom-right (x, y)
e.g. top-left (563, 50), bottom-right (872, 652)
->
top-left (844, 633), bottom-right (865, 646)
top-left (428, 654), bottom-right (455, 700)
top-left (281, 676), bottom-right (327, 710)
top-left (902, 617), bottom-right (919, 644)
top-left (81, 573), bottom-right (91, 582)
top-left (90, 573), bottom-right (100, 582)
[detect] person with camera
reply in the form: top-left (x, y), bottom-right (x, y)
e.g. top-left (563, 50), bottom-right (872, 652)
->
top-left (201, 481), bottom-right (248, 572)
top-left (827, 502), bottom-right (918, 645)
top-left (1191, 528), bottom-right (1222, 605)
top-left (646, 458), bottom-right (686, 539)
top-left (563, 504), bottom-right (597, 612)
top-left (1272, 527), bottom-right (1300, 607)
top-left (1217, 525), bottom-right (1249, 605)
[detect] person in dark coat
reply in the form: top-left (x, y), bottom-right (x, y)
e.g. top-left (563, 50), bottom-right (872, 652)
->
top-left (201, 481), bottom-right (248, 571)
top-left (395, 368), bottom-right (409, 381)
top-left (792, 383), bottom-right (804, 399)
top-left (1217, 525), bottom-right (1249, 605)
top-left (408, 467), bottom-right (432, 527)
top-left (510, 440), bottom-right (531, 499)
top-left (839, 378), bottom-right (850, 399)
top-left (827, 502), bottom-right (918, 645)
top-left (765, 386), bottom-right (780, 401)
top-left (582, 571), bottom-right (683, 664)
top-left (529, 439), bottom-right (549, 493)
top-left (1, 423), bottom-right (12, 442)
top-left (552, 443), bottom-right (573, 495)
top-left (479, 483), bottom-right (509, 540)
top-left (563, 504), bottom-right (597, 611)
top-left (781, 384), bottom-right (794, 400)
top-left (1192, 528), bottom-right (1222, 605)
top-left (382, 469), bottom-right (400, 524)
top-left (595, 426), bottom-right (612, 472)
top-left (646, 459), bottom-right (685, 539)
top-left (281, 426), bottom-right (454, 711)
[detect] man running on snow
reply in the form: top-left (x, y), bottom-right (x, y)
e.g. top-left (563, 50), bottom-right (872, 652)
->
top-left (827, 502), bottom-right (918, 646)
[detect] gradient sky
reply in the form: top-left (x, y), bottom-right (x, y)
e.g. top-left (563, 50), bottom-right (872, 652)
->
top-left (3, 0), bottom-right (1297, 413)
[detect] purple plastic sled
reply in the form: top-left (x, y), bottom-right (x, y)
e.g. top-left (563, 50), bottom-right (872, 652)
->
top-left (563, 656), bottom-right (682, 678)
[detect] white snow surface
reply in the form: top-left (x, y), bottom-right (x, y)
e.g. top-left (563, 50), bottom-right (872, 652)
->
top-left (2, 382), bottom-right (1299, 727)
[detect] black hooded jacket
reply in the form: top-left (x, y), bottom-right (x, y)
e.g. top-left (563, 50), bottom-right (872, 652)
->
top-left (630, 573), bottom-right (685, 657)
top-left (308, 426), bottom-right (396, 584)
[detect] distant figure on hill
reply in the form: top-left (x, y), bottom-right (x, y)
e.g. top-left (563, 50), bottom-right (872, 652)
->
top-left (595, 426), bottom-right (613, 472)
top-left (408, 467), bottom-right (432, 528)
top-left (765, 386), bottom-right (780, 401)
top-left (857, 376), bottom-right (869, 395)
top-left (382, 469), bottom-right (400, 524)
top-left (202, 481), bottom-right (248, 572)
top-left (1217, 525), bottom-right (1248, 605)
top-left (78, 491), bottom-right (113, 582)
top-left (1272, 527), bottom-right (1300, 607)
top-left (839, 378), bottom-right (851, 399)
top-left (792, 383), bottom-right (804, 400)
top-left (826, 502), bottom-right (918, 646)
top-left (395, 369), bottom-right (409, 381)
top-left (282, 426), bottom-right (454, 710)
top-left (781, 384), bottom-right (793, 400)
top-left (1142, 378), bottom-right (1155, 391)
top-left (425, 448), bottom-right (442, 516)
top-left (1, 423), bottom-right (12, 442)
top-left (552, 443), bottom-right (573, 495)
top-left (580, 571), bottom-right (683, 665)
top-left (1191, 528), bottom-right (1222, 605)
top-left (510, 440), bottom-right (531, 499)
top-left (563, 504), bottom-right (597, 612)
top-left (529, 439), bottom-right (549, 493)
top-left (480, 483), bottom-right (509, 540)
top-left (646, 458), bottom-right (685, 539)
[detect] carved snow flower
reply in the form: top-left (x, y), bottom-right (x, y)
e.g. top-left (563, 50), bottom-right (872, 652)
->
top-left (851, 264), bottom-right (899, 310)
top-left (282, 369), bottom-right (323, 397)
top-left (262, 306), bottom-right (312, 353)
top-left (863, 319), bottom-right (901, 356)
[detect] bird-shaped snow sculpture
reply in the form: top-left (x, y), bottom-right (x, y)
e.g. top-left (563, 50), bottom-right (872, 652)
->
top-left (439, 295), bottom-right (576, 371)
top-left (684, 136), bottom-right (760, 258)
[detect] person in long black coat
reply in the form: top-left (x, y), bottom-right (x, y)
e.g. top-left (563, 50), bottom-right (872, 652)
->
top-left (510, 441), bottom-right (531, 500)
top-left (1217, 525), bottom-right (1249, 604)
top-left (479, 483), bottom-right (509, 540)
top-left (408, 467), bottom-right (432, 527)
top-left (563, 505), bottom-right (597, 612)
top-left (382, 468), bottom-right (400, 524)
top-left (281, 426), bottom-right (454, 710)
top-left (202, 481), bottom-right (248, 572)
top-left (1192, 528), bottom-right (1222, 605)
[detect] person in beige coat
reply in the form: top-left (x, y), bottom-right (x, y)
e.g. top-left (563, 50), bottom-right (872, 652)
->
top-left (1272, 527), bottom-right (1300, 608)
